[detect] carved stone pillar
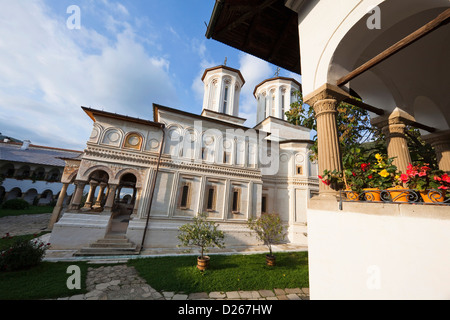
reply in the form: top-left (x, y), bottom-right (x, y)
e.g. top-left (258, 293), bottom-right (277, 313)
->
top-left (83, 182), bottom-right (98, 209)
top-left (93, 183), bottom-right (107, 208)
top-left (422, 130), bottom-right (450, 173)
top-left (104, 184), bottom-right (118, 212)
top-left (69, 181), bottom-right (86, 211)
top-left (371, 108), bottom-right (414, 174)
top-left (304, 84), bottom-right (347, 197)
top-left (48, 183), bottom-right (69, 229)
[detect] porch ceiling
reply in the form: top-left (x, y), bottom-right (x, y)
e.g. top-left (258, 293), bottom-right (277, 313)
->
top-left (205, 0), bottom-right (301, 75)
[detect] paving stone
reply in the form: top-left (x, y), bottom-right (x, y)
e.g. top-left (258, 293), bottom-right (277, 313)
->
top-left (258, 290), bottom-right (275, 297)
top-left (189, 292), bottom-right (209, 300)
top-left (163, 291), bottom-right (175, 299)
top-left (274, 288), bottom-right (285, 295)
top-left (286, 294), bottom-right (301, 300)
top-left (95, 283), bottom-right (110, 291)
top-left (209, 292), bottom-right (226, 299)
top-left (226, 291), bottom-right (240, 299)
top-left (85, 290), bottom-right (103, 298)
top-left (266, 297), bottom-right (278, 300)
top-left (277, 295), bottom-right (289, 300)
top-left (173, 294), bottom-right (189, 300)
top-left (250, 291), bottom-right (261, 299)
top-left (152, 292), bottom-right (163, 299)
top-left (285, 288), bottom-right (302, 294)
top-left (238, 291), bottom-right (254, 299)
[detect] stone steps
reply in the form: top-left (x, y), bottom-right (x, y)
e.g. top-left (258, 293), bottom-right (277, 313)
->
top-left (75, 235), bottom-right (140, 256)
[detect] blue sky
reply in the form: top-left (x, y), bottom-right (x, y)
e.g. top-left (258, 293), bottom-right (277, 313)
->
top-left (0, 0), bottom-right (301, 150)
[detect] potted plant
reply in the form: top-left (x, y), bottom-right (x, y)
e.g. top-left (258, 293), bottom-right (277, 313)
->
top-left (177, 212), bottom-right (225, 271)
top-left (399, 163), bottom-right (449, 203)
top-left (247, 213), bottom-right (287, 266)
top-left (363, 153), bottom-right (397, 201)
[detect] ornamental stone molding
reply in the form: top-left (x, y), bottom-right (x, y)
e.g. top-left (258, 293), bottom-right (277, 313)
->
top-left (303, 83), bottom-right (349, 109)
top-left (371, 108), bottom-right (414, 174)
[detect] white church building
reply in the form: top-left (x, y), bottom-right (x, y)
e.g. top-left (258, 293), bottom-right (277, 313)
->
top-left (49, 65), bottom-right (318, 255)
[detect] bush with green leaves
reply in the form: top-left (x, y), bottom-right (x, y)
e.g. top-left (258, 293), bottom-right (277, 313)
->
top-left (248, 213), bottom-right (287, 257)
top-left (0, 237), bottom-right (50, 272)
top-left (1, 199), bottom-right (30, 210)
top-left (177, 212), bottom-right (225, 259)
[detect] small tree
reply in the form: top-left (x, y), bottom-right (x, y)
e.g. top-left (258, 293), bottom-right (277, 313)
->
top-left (177, 212), bottom-right (225, 262)
top-left (248, 213), bottom-right (287, 258)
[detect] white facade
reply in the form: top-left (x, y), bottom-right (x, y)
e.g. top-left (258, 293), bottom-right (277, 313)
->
top-left (254, 77), bottom-right (301, 124)
top-left (50, 65), bottom-right (318, 253)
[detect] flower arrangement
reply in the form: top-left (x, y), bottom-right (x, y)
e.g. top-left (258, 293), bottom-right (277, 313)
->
top-left (362, 153), bottom-right (398, 190)
top-left (399, 163), bottom-right (449, 191)
top-left (318, 153), bottom-right (397, 194)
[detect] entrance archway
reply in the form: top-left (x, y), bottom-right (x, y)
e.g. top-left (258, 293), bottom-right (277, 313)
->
top-left (109, 173), bottom-right (138, 235)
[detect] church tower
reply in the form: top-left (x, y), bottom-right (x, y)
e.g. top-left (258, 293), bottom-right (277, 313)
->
top-left (254, 76), bottom-right (301, 124)
top-left (201, 65), bottom-right (245, 119)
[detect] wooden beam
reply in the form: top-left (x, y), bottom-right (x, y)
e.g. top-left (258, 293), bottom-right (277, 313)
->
top-left (337, 8), bottom-right (450, 87)
top-left (342, 97), bottom-right (385, 116)
top-left (267, 12), bottom-right (297, 62)
top-left (343, 98), bottom-right (437, 133)
top-left (243, 13), bottom-right (259, 50)
top-left (214, 0), bottom-right (279, 38)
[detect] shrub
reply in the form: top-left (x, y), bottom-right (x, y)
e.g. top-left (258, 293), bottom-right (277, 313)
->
top-left (248, 213), bottom-right (287, 257)
top-left (177, 212), bottom-right (225, 259)
top-left (0, 237), bottom-right (50, 272)
top-left (2, 199), bottom-right (30, 210)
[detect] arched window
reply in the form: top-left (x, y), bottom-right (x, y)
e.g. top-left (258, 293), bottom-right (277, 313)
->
top-left (223, 86), bottom-right (229, 114)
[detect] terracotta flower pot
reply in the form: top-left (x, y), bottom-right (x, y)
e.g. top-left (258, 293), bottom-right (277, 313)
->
top-left (420, 190), bottom-right (446, 203)
top-left (197, 256), bottom-right (210, 271)
top-left (363, 188), bottom-right (381, 202)
top-left (387, 186), bottom-right (409, 202)
top-left (266, 254), bottom-right (276, 266)
top-left (345, 189), bottom-right (360, 201)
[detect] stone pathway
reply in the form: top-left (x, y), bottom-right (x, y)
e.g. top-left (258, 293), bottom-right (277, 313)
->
top-left (0, 213), bottom-right (51, 237)
top-left (59, 264), bottom-right (309, 300)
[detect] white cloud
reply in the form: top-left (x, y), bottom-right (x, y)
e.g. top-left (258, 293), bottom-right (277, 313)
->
top-left (0, 0), bottom-right (178, 150)
top-left (238, 53), bottom-right (273, 126)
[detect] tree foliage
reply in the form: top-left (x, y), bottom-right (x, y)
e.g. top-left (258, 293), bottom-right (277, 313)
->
top-left (247, 213), bottom-right (287, 257)
top-left (285, 90), bottom-right (438, 171)
top-left (286, 91), bottom-right (381, 162)
top-left (177, 212), bottom-right (225, 259)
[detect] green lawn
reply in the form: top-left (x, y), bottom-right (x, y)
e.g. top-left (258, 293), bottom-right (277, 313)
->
top-left (0, 206), bottom-right (54, 218)
top-left (1, 233), bottom-right (309, 299)
top-left (128, 251), bottom-right (309, 294)
top-left (0, 261), bottom-right (89, 300)
top-left (0, 232), bottom-right (50, 251)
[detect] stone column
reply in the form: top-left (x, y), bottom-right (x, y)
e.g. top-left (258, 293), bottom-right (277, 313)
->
top-left (48, 183), bottom-right (69, 229)
top-left (304, 84), bottom-right (347, 197)
top-left (104, 184), bottom-right (118, 212)
top-left (69, 181), bottom-right (86, 211)
top-left (422, 130), bottom-right (450, 173)
top-left (371, 108), bottom-right (414, 174)
top-left (93, 183), bottom-right (107, 208)
top-left (83, 181), bottom-right (98, 209)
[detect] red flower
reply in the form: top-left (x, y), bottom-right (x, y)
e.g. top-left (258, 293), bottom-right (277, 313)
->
top-left (434, 176), bottom-right (442, 181)
top-left (400, 174), bottom-right (409, 183)
top-left (368, 175), bottom-right (373, 179)
top-left (361, 163), bottom-right (369, 171)
top-left (352, 172), bottom-right (356, 177)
